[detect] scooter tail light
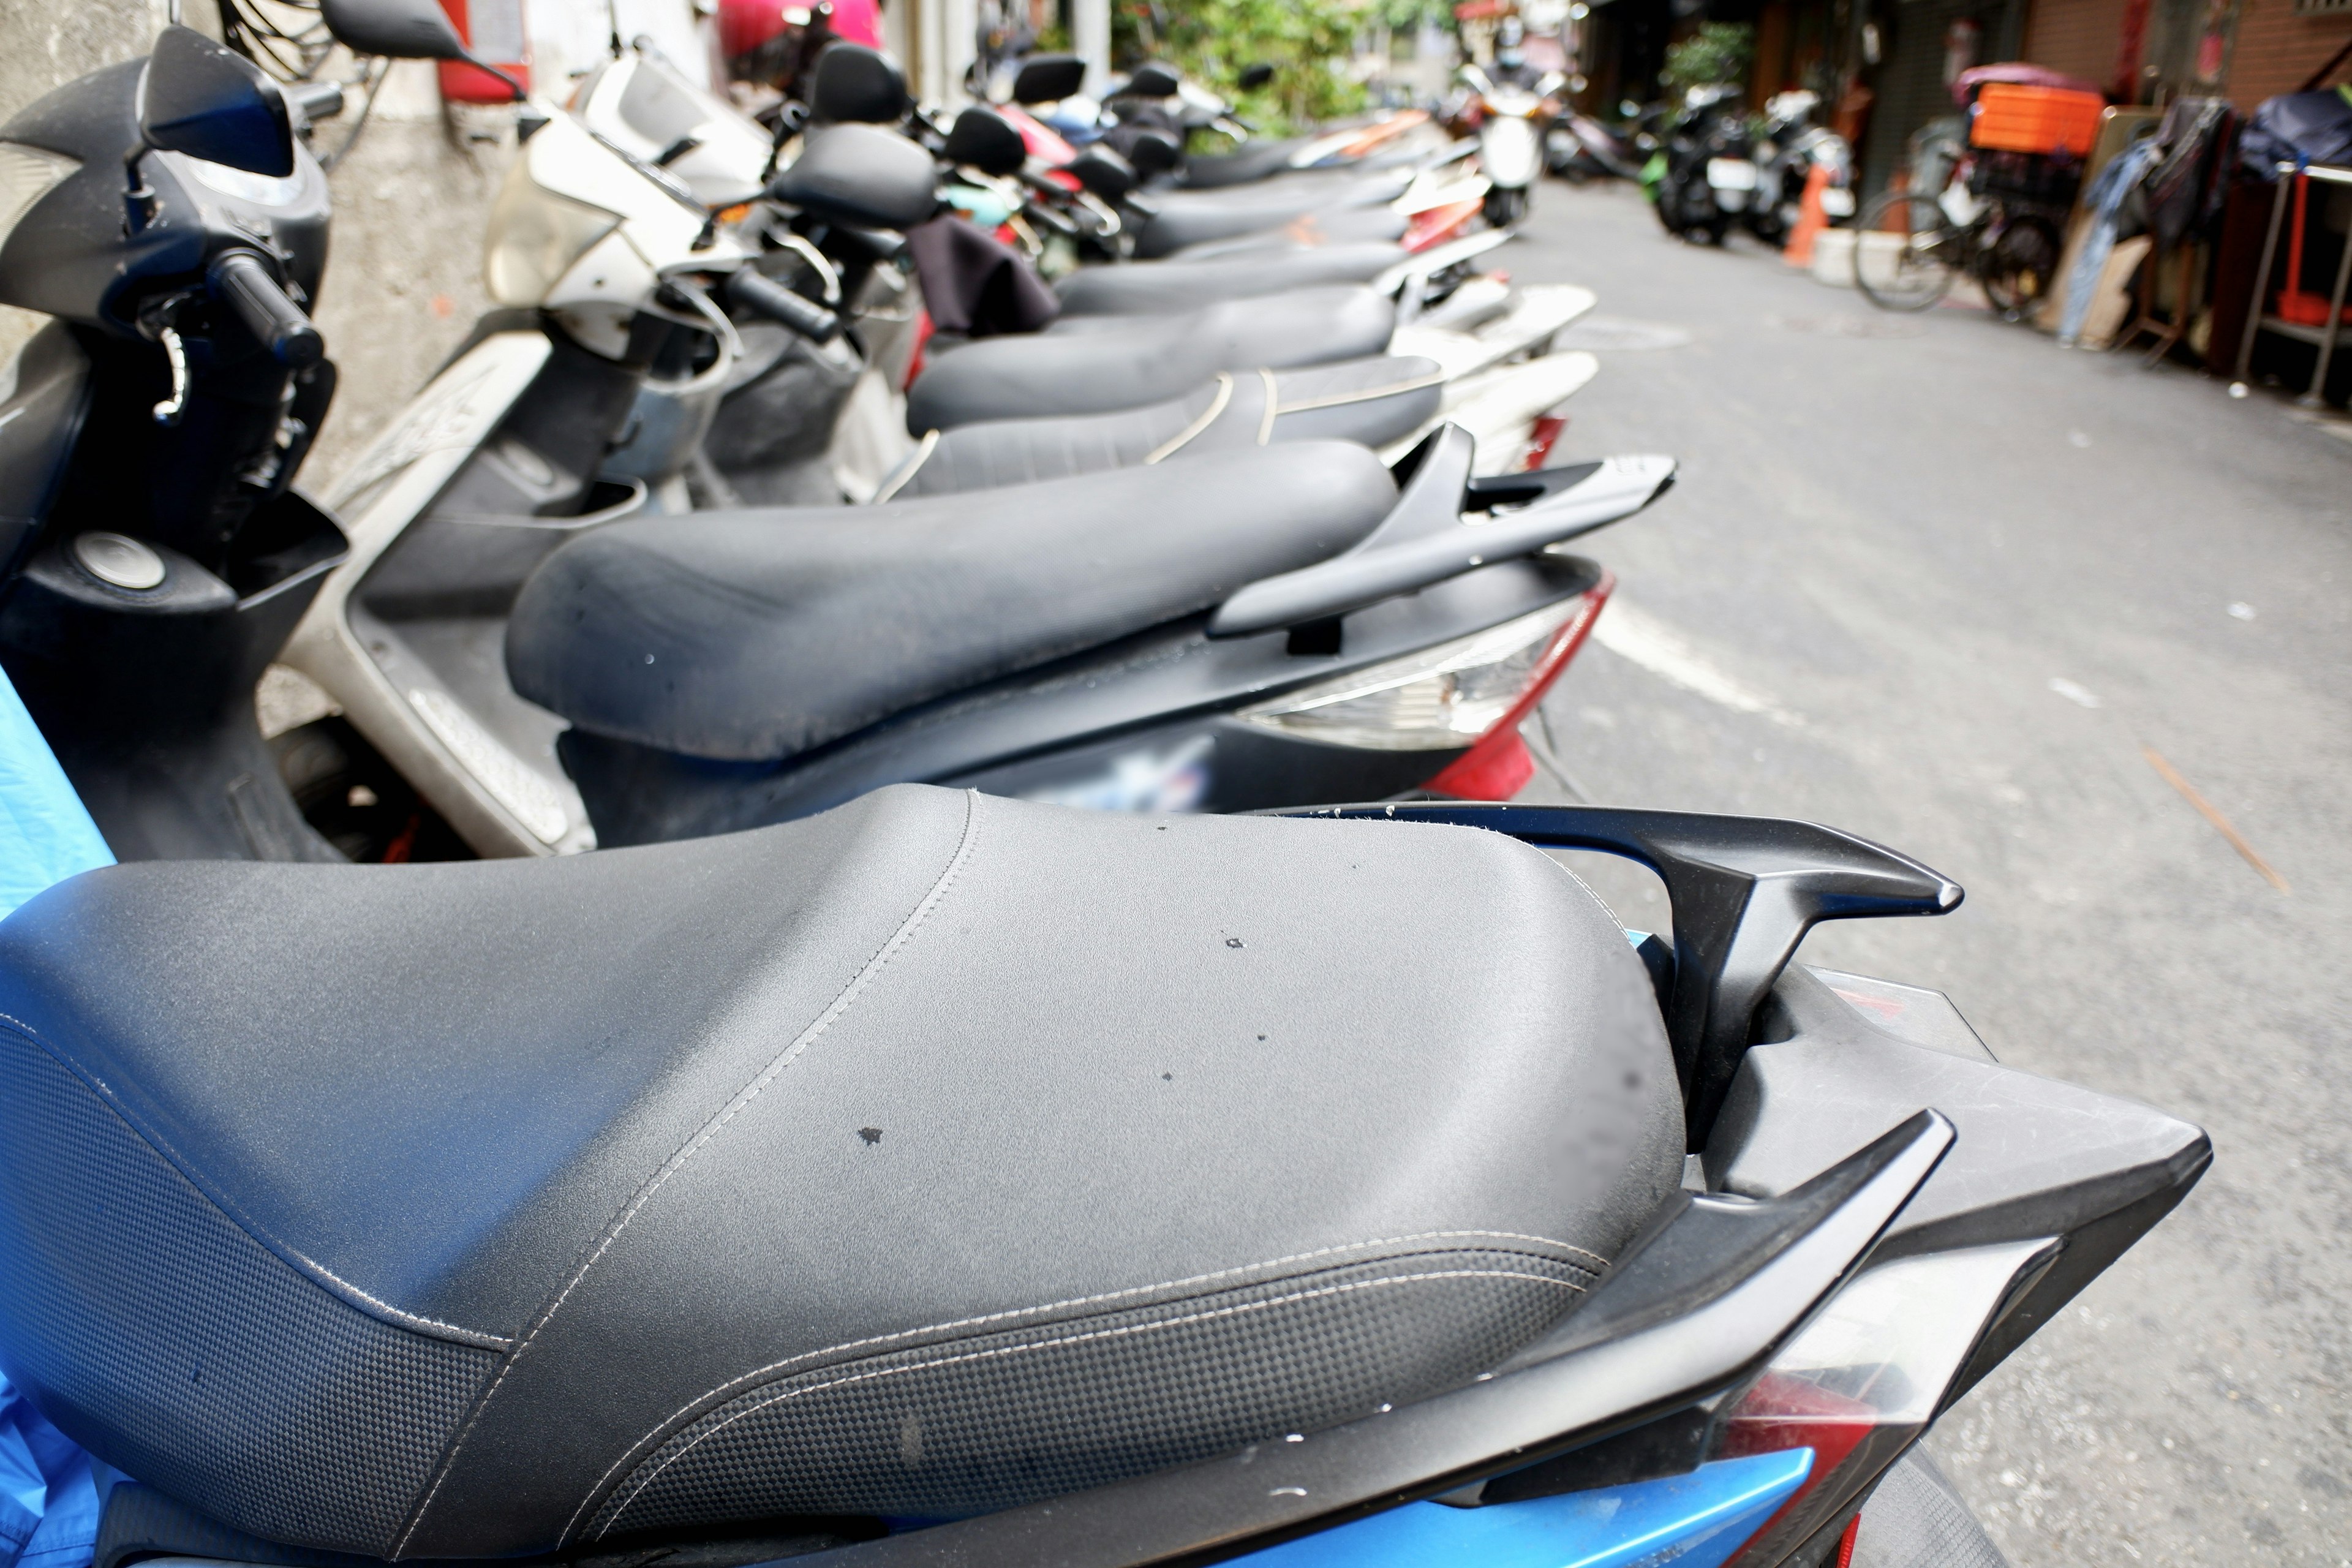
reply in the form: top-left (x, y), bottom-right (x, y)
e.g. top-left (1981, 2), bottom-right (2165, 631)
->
top-left (1424, 572), bottom-right (1611, 799)
top-left (1521, 413), bottom-right (1569, 470)
top-left (1237, 578), bottom-right (1612, 776)
top-left (1709, 1238), bottom-right (2057, 1567)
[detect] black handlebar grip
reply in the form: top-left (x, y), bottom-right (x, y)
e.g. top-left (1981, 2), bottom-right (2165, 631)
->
top-left (723, 268), bottom-right (843, 344)
top-left (208, 252), bottom-right (324, 368)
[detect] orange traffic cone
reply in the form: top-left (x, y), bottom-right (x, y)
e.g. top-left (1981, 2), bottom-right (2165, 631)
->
top-left (1784, 162), bottom-right (1831, 268)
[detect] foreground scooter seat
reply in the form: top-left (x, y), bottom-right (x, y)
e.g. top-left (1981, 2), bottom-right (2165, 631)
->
top-left (1134, 171), bottom-right (1411, 258)
top-left (881, 356), bottom-right (1445, 499)
top-left (905, 285), bottom-right (1396, 432)
top-left (1055, 241), bottom-right (1406, 315)
top-left (509, 442), bottom-right (1397, 761)
top-left (0, 786), bottom-right (1682, 1558)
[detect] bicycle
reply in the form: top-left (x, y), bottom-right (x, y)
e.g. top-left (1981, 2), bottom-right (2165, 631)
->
top-left (1853, 184), bottom-right (2064, 318)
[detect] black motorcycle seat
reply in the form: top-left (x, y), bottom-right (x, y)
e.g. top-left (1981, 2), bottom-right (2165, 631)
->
top-left (905, 285), bottom-right (1396, 433)
top-left (0, 786), bottom-right (1683, 1559)
top-left (1054, 243), bottom-right (1406, 315)
top-left (884, 356), bottom-right (1444, 499)
top-left (1160, 202), bottom-right (1413, 259)
top-left (1134, 172), bottom-right (1409, 258)
top-left (1178, 137), bottom-right (1313, 186)
top-left (506, 442), bottom-right (1398, 763)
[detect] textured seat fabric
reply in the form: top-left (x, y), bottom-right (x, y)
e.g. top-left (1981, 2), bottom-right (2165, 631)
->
top-left (1133, 172), bottom-right (1409, 258)
top-left (0, 786), bottom-right (1684, 1559)
top-left (905, 286), bottom-right (1396, 433)
top-left (883, 356), bottom-right (1444, 499)
top-left (1055, 243), bottom-right (1406, 315)
top-left (507, 442), bottom-right (1398, 762)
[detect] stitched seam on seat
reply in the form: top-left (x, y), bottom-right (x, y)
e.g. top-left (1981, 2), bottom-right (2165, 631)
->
top-left (0, 1012), bottom-right (511, 1351)
top-left (565, 1231), bottom-right (1607, 1528)
top-left (1142, 374), bottom-right (1234, 464)
top-left (401, 789), bottom-right (987, 1555)
top-left (595, 1267), bottom-right (1586, 1534)
top-left (1273, 370), bottom-right (1447, 413)
top-left (1256, 368), bottom-right (1279, 445)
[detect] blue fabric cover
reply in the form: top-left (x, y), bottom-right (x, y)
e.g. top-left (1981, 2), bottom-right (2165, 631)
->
top-left (0, 669), bottom-right (110, 919)
top-left (0, 1373), bottom-right (97, 1568)
top-left (0, 665), bottom-right (111, 1568)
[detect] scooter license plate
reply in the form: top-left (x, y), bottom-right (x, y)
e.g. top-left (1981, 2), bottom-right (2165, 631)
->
top-left (1706, 157), bottom-right (1759, 190)
top-left (1820, 187), bottom-right (1856, 217)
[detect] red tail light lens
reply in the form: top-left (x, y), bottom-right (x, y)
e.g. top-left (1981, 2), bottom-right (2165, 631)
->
top-left (1708, 1238), bottom-right (2057, 1566)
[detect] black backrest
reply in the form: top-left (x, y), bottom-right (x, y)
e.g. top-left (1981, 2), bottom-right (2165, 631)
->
top-left (946, 105), bottom-right (1027, 176)
top-left (770, 123), bottom-right (938, 230)
top-left (1012, 53), bottom-right (1086, 104)
top-left (809, 42), bottom-right (907, 123)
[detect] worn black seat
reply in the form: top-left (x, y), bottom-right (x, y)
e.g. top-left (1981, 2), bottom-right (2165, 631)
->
top-left (905, 286), bottom-right (1396, 433)
top-left (507, 443), bottom-right (1398, 763)
top-left (1178, 136), bottom-right (1312, 186)
top-left (1134, 170), bottom-right (1411, 258)
top-left (1157, 202), bottom-right (1412, 259)
top-left (882, 356), bottom-right (1444, 499)
top-left (0, 785), bottom-right (1682, 1559)
top-left (1055, 242), bottom-right (1406, 315)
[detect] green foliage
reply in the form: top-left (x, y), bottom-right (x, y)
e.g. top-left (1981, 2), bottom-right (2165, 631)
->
top-left (1371, 0), bottom-right (1455, 34)
top-left (1659, 22), bottom-right (1754, 91)
top-left (1114, 0), bottom-right (1368, 134)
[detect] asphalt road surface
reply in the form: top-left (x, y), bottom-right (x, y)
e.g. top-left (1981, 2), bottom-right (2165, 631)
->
top-left (1510, 181), bottom-right (2351, 1566)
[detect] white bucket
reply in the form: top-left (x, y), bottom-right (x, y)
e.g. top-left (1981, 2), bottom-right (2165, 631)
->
top-left (1809, 228), bottom-right (1856, 287)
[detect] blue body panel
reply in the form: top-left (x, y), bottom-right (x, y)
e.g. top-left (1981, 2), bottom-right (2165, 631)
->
top-left (0, 667), bottom-right (110, 919)
top-left (1228, 1449), bottom-right (1811, 1568)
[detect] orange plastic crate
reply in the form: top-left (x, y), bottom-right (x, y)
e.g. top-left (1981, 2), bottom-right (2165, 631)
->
top-left (1969, 85), bottom-right (2105, 156)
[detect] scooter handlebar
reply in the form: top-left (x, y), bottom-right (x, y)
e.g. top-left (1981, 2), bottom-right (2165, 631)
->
top-left (208, 251), bottom-right (323, 368)
top-left (723, 268), bottom-right (843, 345)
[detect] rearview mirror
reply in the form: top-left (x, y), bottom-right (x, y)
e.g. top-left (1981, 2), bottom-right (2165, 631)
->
top-left (1012, 54), bottom-right (1086, 105)
top-left (140, 25), bottom-right (293, 177)
top-left (1236, 62), bottom-right (1275, 92)
top-left (320, 0), bottom-right (469, 60)
top-left (945, 107), bottom-right (1027, 177)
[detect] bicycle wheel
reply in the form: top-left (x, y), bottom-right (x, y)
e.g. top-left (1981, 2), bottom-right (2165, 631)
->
top-left (1981, 213), bottom-right (2064, 322)
top-left (1854, 191), bottom-right (1961, 312)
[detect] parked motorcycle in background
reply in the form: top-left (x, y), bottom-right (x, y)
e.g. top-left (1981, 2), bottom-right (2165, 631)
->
top-left (1456, 61), bottom-right (1564, 228)
top-left (1742, 89), bottom-right (1855, 247)
top-left (1547, 99), bottom-right (1656, 184)
top-left (1649, 86), bottom-right (1760, 245)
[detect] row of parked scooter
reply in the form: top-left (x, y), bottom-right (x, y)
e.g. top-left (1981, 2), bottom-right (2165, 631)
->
top-left (0, 6), bottom-right (2206, 1568)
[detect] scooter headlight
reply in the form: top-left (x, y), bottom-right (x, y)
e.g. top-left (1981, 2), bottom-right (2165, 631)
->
top-left (1237, 588), bottom-right (1605, 750)
top-left (0, 143), bottom-right (80, 253)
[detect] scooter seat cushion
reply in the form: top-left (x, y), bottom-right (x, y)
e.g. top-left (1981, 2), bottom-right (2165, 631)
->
top-left (507, 442), bottom-right (1398, 762)
top-left (1054, 242), bottom-right (1406, 315)
top-left (888, 355), bottom-right (1444, 498)
top-left (905, 285), bottom-right (1396, 432)
top-left (1158, 201), bottom-right (1412, 259)
top-left (1133, 170), bottom-right (1411, 258)
top-left (0, 785), bottom-right (1683, 1558)
top-left (1177, 137), bottom-right (1313, 186)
